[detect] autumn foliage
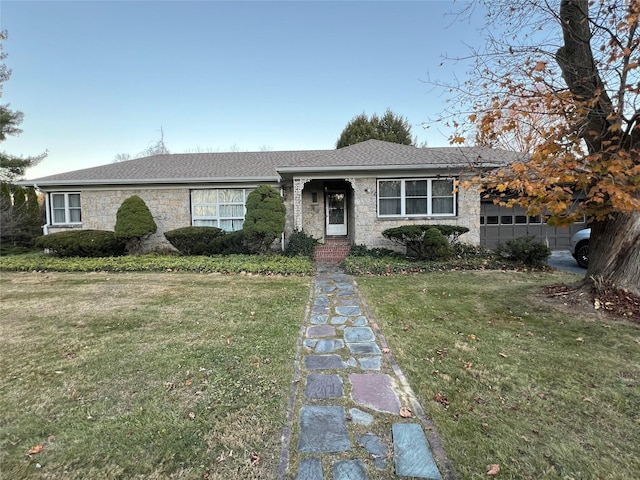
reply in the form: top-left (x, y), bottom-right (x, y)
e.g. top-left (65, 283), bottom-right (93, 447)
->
top-left (440, 0), bottom-right (639, 295)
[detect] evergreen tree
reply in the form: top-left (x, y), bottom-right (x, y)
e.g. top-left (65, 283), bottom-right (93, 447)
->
top-left (336, 109), bottom-right (414, 148)
top-left (0, 31), bottom-right (46, 181)
top-left (243, 185), bottom-right (286, 253)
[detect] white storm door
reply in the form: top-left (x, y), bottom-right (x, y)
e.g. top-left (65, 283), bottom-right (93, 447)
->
top-left (326, 191), bottom-right (347, 236)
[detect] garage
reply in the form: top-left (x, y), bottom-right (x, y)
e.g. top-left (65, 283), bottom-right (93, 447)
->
top-left (480, 201), bottom-right (586, 250)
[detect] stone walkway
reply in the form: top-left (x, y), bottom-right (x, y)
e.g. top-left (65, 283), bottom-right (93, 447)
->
top-left (279, 264), bottom-right (452, 479)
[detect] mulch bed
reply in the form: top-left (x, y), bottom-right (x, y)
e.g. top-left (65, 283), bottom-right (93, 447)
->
top-left (543, 283), bottom-right (640, 323)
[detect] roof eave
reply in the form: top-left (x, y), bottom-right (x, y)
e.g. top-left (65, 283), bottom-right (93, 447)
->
top-left (17, 176), bottom-right (281, 188)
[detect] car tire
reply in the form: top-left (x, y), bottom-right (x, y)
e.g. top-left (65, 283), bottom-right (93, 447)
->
top-left (575, 241), bottom-right (589, 268)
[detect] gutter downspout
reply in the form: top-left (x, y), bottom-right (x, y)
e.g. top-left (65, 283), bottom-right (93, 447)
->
top-left (35, 184), bottom-right (50, 235)
top-left (280, 186), bottom-right (285, 251)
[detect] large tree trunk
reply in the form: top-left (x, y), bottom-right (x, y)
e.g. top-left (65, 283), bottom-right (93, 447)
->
top-left (556, 0), bottom-right (640, 297)
top-left (589, 213), bottom-right (640, 297)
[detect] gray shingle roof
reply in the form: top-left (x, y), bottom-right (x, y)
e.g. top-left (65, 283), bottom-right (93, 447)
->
top-left (24, 140), bottom-right (527, 187)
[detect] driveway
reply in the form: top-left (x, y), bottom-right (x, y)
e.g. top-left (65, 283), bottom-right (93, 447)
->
top-left (548, 250), bottom-right (586, 276)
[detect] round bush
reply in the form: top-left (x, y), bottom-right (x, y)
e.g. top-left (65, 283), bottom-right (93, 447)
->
top-left (34, 230), bottom-right (126, 257)
top-left (243, 185), bottom-right (286, 253)
top-left (164, 226), bottom-right (225, 255)
top-left (115, 195), bottom-right (157, 240)
top-left (421, 227), bottom-right (453, 261)
top-left (495, 236), bottom-right (551, 267)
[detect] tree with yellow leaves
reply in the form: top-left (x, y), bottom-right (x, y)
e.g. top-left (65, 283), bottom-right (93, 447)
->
top-left (440, 0), bottom-right (639, 296)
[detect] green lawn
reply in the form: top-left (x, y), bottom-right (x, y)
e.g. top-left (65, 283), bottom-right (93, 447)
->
top-left (0, 271), bottom-right (310, 479)
top-left (357, 270), bottom-right (640, 480)
top-left (2, 266), bottom-right (638, 479)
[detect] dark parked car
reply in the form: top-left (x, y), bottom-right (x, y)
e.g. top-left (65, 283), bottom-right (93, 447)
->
top-left (570, 228), bottom-right (590, 268)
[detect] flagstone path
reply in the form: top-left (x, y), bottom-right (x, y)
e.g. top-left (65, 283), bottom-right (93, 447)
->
top-left (279, 264), bottom-right (453, 479)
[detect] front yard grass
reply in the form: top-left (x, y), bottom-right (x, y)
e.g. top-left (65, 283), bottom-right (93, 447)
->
top-left (0, 271), bottom-right (310, 479)
top-left (357, 270), bottom-right (640, 479)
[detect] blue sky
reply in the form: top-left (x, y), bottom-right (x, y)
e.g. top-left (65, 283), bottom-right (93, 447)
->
top-left (1, 0), bottom-right (486, 179)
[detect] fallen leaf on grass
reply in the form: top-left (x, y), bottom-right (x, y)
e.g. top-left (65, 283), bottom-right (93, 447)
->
top-left (499, 353), bottom-right (508, 358)
top-left (486, 463), bottom-right (500, 475)
top-left (576, 337), bottom-right (584, 343)
top-left (27, 444), bottom-right (43, 455)
top-left (185, 380), bottom-right (193, 386)
top-left (382, 347), bottom-right (391, 354)
top-left (434, 392), bottom-right (450, 408)
top-left (188, 412), bottom-right (196, 420)
top-left (250, 452), bottom-right (260, 466)
top-left (399, 406), bottom-right (412, 418)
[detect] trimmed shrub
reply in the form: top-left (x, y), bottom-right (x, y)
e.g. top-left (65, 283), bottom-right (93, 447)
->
top-left (210, 230), bottom-right (250, 255)
top-left (164, 226), bottom-right (225, 255)
top-left (422, 227), bottom-right (453, 261)
top-left (34, 230), bottom-right (126, 257)
top-left (382, 224), bottom-right (467, 259)
top-left (284, 230), bottom-right (319, 258)
top-left (432, 225), bottom-right (470, 244)
top-left (115, 195), bottom-right (157, 253)
top-left (495, 236), bottom-right (551, 267)
top-left (243, 185), bottom-right (286, 254)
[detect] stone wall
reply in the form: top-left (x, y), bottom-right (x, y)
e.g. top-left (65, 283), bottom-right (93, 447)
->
top-left (81, 188), bottom-right (191, 251)
top-left (350, 176), bottom-right (480, 250)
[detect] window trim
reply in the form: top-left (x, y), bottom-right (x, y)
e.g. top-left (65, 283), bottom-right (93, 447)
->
top-left (377, 178), bottom-right (457, 218)
top-left (50, 192), bottom-right (82, 225)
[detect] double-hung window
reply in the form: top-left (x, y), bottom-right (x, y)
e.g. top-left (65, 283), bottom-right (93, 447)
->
top-left (378, 178), bottom-right (456, 217)
top-left (191, 189), bottom-right (253, 231)
top-left (50, 193), bottom-right (82, 225)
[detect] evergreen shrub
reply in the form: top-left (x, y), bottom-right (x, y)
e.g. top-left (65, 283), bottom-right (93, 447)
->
top-left (114, 195), bottom-right (157, 253)
top-left (243, 185), bottom-right (286, 253)
top-left (348, 244), bottom-right (398, 258)
top-left (164, 226), bottom-right (225, 255)
top-left (284, 230), bottom-right (319, 258)
top-left (34, 230), bottom-right (126, 257)
top-left (382, 224), bottom-right (464, 260)
top-left (210, 230), bottom-right (250, 255)
top-left (495, 236), bottom-right (551, 267)
top-left (422, 227), bottom-right (453, 260)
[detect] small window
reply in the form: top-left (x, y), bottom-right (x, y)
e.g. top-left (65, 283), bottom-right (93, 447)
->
top-left (501, 216), bottom-right (513, 225)
top-left (515, 215), bottom-right (527, 224)
top-left (486, 216), bottom-right (499, 225)
top-left (480, 216), bottom-right (485, 225)
top-left (50, 193), bottom-right (82, 225)
top-left (528, 215), bottom-right (542, 224)
top-left (311, 192), bottom-right (318, 203)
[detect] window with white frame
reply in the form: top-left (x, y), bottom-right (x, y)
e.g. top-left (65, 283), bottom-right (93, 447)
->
top-left (50, 193), bottom-right (82, 225)
top-left (378, 179), bottom-right (456, 217)
top-left (191, 189), bottom-right (253, 231)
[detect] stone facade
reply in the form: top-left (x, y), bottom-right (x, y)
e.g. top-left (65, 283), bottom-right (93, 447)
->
top-left (81, 187), bottom-right (191, 250)
top-left (48, 175), bottom-right (482, 253)
top-left (288, 175), bottom-right (481, 251)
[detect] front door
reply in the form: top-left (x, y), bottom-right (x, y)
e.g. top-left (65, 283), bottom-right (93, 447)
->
top-left (326, 190), bottom-right (347, 236)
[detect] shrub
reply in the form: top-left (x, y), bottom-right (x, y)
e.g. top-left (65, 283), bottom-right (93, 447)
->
top-left (284, 230), bottom-right (319, 258)
top-left (453, 243), bottom-right (494, 260)
top-left (348, 244), bottom-right (398, 258)
top-left (422, 227), bottom-right (453, 261)
top-left (495, 236), bottom-right (551, 268)
top-left (243, 186), bottom-right (286, 254)
top-left (382, 224), bottom-right (460, 260)
top-left (34, 230), bottom-right (126, 257)
top-left (210, 230), bottom-right (250, 255)
top-left (114, 195), bottom-right (157, 253)
top-left (164, 226), bottom-right (225, 255)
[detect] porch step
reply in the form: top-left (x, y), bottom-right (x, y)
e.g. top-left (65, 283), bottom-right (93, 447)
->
top-left (314, 238), bottom-right (352, 263)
